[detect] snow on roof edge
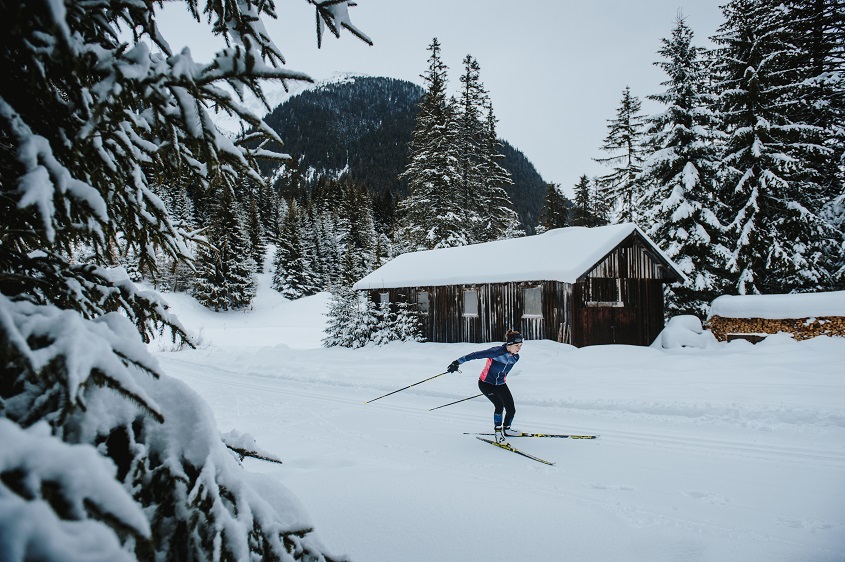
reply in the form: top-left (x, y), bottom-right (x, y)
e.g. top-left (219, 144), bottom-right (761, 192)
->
top-left (354, 224), bottom-right (685, 290)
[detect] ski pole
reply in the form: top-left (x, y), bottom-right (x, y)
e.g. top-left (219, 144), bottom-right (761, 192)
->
top-left (429, 393), bottom-right (483, 411)
top-left (366, 371), bottom-right (449, 404)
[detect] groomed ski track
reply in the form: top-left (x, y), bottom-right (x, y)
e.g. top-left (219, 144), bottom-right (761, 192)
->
top-left (159, 353), bottom-right (845, 562)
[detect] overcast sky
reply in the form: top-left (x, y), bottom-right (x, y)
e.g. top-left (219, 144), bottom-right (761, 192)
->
top-left (157, 0), bottom-right (726, 197)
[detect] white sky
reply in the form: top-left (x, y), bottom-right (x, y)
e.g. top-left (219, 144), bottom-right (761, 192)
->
top-left (156, 0), bottom-right (725, 196)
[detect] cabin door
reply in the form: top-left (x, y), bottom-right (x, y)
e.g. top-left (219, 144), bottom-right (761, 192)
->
top-left (575, 277), bottom-right (644, 346)
top-left (577, 305), bottom-right (640, 346)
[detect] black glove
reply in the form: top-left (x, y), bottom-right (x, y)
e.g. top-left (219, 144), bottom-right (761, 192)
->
top-left (447, 360), bottom-right (460, 373)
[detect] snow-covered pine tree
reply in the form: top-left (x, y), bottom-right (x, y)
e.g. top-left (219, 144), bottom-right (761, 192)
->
top-left (787, 0), bottom-right (845, 288)
top-left (371, 299), bottom-right (398, 346)
top-left (145, 179), bottom-right (198, 292)
top-left (274, 154), bottom-right (309, 203)
top-left (324, 289), bottom-right (424, 347)
top-left (373, 190), bottom-right (400, 257)
top-left (320, 209), bottom-right (344, 288)
top-left (305, 205), bottom-right (328, 290)
top-left (323, 286), bottom-right (355, 347)
top-left (272, 200), bottom-right (319, 299)
top-left (711, 0), bottom-right (840, 294)
top-left (595, 86), bottom-right (648, 223)
top-left (342, 182), bottom-right (379, 283)
top-left (193, 183), bottom-right (257, 310)
top-left (398, 38), bottom-right (465, 250)
top-left (259, 182), bottom-right (280, 242)
top-left (394, 299), bottom-right (426, 342)
top-left (456, 55), bottom-right (488, 240)
top-left (168, 182), bottom-right (197, 233)
top-left (537, 182), bottom-right (569, 233)
top-left (639, 14), bottom-right (727, 317)
top-left (315, 177), bottom-right (355, 288)
top-left (477, 102), bottom-right (522, 241)
top-left (299, 201), bottom-right (324, 293)
top-left (192, 236), bottom-right (230, 310)
top-left (592, 179), bottom-right (612, 227)
top-left (570, 175), bottom-right (597, 227)
top-left (322, 286), bottom-right (376, 348)
top-left (0, 0), bottom-right (370, 559)
top-left (247, 190), bottom-right (267, 272)
top-left (787, 0), bottom-right (845, 189)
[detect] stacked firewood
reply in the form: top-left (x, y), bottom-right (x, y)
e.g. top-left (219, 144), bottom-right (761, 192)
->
top-left (706, 316), bottom-right (845, 342)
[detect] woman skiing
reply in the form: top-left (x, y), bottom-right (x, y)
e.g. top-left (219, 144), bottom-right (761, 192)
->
top-left (447, 330), bottom-right (523, 444)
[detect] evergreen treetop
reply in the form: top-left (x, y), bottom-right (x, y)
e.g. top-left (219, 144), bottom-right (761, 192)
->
top-left (595, 86), bottom-right (648, 223)
top-left (398, 38), bottom-right (465, 250)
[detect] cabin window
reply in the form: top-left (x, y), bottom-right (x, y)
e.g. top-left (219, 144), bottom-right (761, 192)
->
top-left (463, 289), bottom-right (479, 317)
top-left (585, 278), bottom-right (624, 307)
top-left (417, 290), bottom-right (430, 314)
top-left (379, 292), bottom-right (390, 304)
top-left (522, 286), bottom-right (542, 318)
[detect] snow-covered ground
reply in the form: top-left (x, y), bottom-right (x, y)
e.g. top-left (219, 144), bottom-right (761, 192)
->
top-left (151, 268), bottom-right (845, 562)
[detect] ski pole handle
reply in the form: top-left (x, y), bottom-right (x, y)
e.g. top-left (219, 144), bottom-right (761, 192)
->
top-left (366, 371), bottom-right (449, 404)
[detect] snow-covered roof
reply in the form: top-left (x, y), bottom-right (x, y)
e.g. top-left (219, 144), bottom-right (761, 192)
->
top-left (709, 291), bottom-right (845, 320)
top-left (354, 223), bottom-right (683, 290)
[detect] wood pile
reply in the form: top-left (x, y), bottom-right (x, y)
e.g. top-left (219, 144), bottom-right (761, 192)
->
top-left (706, 316), bottom-right (845, 342)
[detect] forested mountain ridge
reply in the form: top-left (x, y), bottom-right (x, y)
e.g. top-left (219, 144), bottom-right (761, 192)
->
top-left (259, 75), bottom-right (548, 230)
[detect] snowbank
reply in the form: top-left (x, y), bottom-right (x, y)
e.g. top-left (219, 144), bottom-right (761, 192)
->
top-left (710, 291), bottom-right (845, 319)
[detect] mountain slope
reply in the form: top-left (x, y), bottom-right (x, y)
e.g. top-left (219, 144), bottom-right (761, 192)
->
top-left (259, 75), bottom-right (549, 230)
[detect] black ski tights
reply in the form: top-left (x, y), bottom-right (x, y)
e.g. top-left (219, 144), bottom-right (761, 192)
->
top-left (478, 379), bottom-right (515, 427)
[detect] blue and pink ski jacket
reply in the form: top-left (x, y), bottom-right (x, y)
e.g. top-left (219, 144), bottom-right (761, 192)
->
top-left (457, 344), bottom-right (520, 386)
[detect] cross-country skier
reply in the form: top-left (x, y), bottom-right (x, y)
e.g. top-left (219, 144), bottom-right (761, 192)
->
top-left (447, 330), bottom-right (523, 445)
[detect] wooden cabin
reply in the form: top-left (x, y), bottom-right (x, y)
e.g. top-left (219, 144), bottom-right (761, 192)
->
top-left (354, 224), bottom-right (685, 347)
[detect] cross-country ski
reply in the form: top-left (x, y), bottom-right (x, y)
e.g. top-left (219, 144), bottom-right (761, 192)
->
top-left (475, 436), bottom-right (556, 466)
top-left (466, 431), bottom-right (599, 439)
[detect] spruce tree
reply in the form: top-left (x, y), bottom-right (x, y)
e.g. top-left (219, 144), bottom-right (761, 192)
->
top-left (595, 86), bottom-right (648, 223)
top-left (369, 299), bottom-right (396, 346)
top-left (477, 102), bottom-right (522, 241)
top-left (323, 289), bottom-right (424, 347)
top-left (258, 182), bottom-right (280, 242)
top-left (247, 190), bottom-right (267, 271)
top-left (275, 155), bottom-right (308, 203)
top-left (570, 175), bottom-right (595, 227)
top-left (538, 183), bottom-right (569, 232)
top-left (394, 300), bottom-right (426, 342)
top-left (456, 55), bottom-right (487, 239)
top-left (322, 286), bottom-right (374, 348)
top-left (398, 38), bottom-right (465, 250)
top-left (148, 180), bottom-right (197, 292)
top-left (319, 209), bottom-right (344, 288)
top-left (592, 179), bottom-right (612, 226)
top-left (272, 200), bottom-right (318, 299)
top-left (193, 184), bottom-right (257, 310)
top-left (342, 183), bottom-right (378, 283)
top-left (711, 0), bottom-right (840, 294)
top-left (787, 0), bottom-right (845, 288)
top-left (639, 14), bottom-right (726, 317)
top-left (299, 200), bottom-right (323, 294)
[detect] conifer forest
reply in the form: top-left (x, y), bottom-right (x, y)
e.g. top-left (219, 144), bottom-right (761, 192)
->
top-left (0, 0), bottom-right (843, 560)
